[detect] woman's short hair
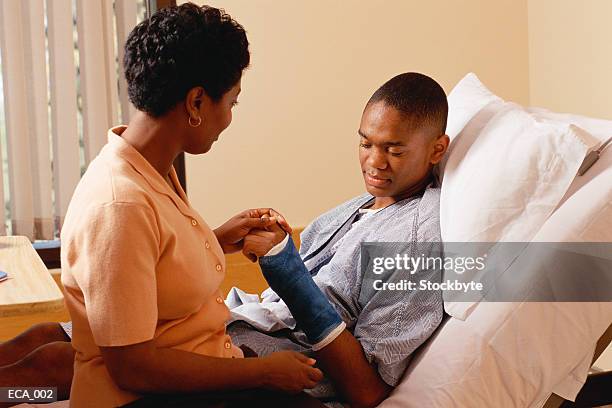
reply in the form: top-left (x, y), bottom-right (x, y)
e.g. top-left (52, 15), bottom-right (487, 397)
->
top-left (124, 2), bottom-right (250, 117)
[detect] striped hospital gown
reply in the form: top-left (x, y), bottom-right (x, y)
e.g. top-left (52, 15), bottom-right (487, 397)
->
top-left (227, 185), bottom-right (444, 405)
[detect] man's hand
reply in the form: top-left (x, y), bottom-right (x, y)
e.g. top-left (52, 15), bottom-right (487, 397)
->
top-left (242, 219), bottom-right (287, 262)
top-left (214, 208), bottom-right (291, 254)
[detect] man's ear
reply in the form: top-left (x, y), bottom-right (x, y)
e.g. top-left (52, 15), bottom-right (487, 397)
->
top-left (184, 86), bottom-right (205, 118)
top-left (430, 134), bottom-right (450, 165)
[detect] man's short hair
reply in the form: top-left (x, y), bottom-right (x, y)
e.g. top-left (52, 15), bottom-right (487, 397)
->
top-left (368, 72), bottom-right (448, 137)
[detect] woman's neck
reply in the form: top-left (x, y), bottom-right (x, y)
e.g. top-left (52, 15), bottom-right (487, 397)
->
top-left (120, 111), bottom-right (183, 178)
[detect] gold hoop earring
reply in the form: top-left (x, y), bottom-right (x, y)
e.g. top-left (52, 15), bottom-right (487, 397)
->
top-left (189, 116), bottom-right (202, 127)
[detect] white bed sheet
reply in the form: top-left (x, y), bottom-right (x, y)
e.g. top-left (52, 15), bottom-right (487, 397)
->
top-left (378, 301), bottom-right (612, 408)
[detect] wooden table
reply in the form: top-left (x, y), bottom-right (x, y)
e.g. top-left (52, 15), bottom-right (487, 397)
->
top-left (0, 235), bottom-right (64, 317)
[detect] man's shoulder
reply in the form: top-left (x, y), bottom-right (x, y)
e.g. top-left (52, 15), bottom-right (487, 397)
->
top-left (420, 185), bottom-right (441, 216)
top-left (416, 185), bottom-right (442, 241)
top-left (299, 193), bottom-right (372, 255)
top-left (328, 192), bottom-right (374, 214)
top-left (310, 193), bottom-right (373, 226)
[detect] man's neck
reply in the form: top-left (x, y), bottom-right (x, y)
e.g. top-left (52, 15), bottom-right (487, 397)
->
top-left (370, 174), bottom-right (433, 210)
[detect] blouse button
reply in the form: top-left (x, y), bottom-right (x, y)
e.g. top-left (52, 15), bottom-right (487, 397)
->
top-left (224, 341), bottom-right (231, 350)
top-left (216, 297), bottom-right (223, 304)
top-left (191, 219), bottom-right (198, 226)
top-left (216, 264), bottom-right (222, 271)
top-left (205, 241), bottom-right (210, 249)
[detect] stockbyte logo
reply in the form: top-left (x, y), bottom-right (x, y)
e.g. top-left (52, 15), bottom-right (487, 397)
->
top-left (360, 242), bottom-right (612, 302)
top-left (372, 278), bottom-right (484, 293)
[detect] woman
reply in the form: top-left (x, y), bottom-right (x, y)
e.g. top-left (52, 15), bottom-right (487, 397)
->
top-left (60, 3), bottom-right (322, 407)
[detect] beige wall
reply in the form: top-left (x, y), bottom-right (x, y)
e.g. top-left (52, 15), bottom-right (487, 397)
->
top-left (528, 0), bottom-right (612, 120)
top-left (182, 0), bottom-right (530, 228)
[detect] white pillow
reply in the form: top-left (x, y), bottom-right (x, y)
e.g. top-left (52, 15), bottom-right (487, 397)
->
top-left (525, 107), bottom-right (612, 206)
top-left (441, 74), bottom-right (598, 319)
top-left (526, 106), bottom-right (612, 141)
top-left (445, 72), bottom-right (502, 140)
top-left (442, 104), bottom-right (596, 242)
top-left (538, 150), bottom-right (612, 242)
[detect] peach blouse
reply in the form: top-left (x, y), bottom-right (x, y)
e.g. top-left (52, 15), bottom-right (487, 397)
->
top-left (61, 126), bottom-right (242, 408)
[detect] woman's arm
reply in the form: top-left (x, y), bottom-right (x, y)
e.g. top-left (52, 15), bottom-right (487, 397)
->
top-left (100, 339), bottom-right (322, 394)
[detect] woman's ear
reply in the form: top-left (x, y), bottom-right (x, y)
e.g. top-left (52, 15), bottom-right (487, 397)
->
top-left (184, 87), bottom-right (205, 118)
top-left (430, 134), bottom-right (450, 165)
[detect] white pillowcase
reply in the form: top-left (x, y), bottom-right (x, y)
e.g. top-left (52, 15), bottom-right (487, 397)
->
top-left (525, 106), bottom-right (612, 206)
top-left (442, 104), bottom-right (597, 242)
top-left (445, 73), bottom-right (502, 140)
top-left (526, 106), bottom-right (612, 141)
top-left (440, 74), bottom-right (598, 319)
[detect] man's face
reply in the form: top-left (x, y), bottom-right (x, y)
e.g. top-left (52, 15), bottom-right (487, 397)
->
top-left (358, 101), bottom-right (440, 199)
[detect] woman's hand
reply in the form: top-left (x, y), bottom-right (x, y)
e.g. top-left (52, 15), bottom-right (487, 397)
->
top-left (261, 351), bottom-right (323, 394)
top-left (242, 219), bottom-right (287, 262)
top-left (214, 208), bottom-right (291, 254)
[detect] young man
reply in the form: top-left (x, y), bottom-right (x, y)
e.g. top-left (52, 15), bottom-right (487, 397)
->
top-left (229, 71), bottom-right (449, 407)
top-left (0, 72), bottom-right (449, 408)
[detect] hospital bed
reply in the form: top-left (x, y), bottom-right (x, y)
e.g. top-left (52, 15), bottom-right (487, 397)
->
top-left (378, 73), bottom-right (612, 408)
top-left (13, 74), bottom-right (612, 408)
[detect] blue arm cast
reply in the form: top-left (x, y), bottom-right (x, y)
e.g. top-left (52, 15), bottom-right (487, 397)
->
top-left (259, 236), bottom-right (343, 344)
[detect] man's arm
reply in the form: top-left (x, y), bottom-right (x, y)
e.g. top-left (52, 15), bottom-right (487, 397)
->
top-left (251, 232), bottom-right (393, 408)
top-left (315, 330), bottom-right (392, 408)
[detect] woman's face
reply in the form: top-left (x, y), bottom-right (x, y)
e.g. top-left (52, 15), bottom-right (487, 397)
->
top-left (185, 80), bottom-right (241, 154)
